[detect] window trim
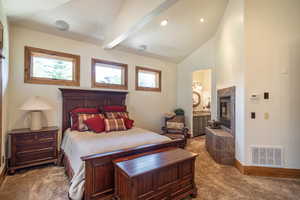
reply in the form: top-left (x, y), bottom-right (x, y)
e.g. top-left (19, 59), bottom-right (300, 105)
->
top-left (24, 46), bottom-right (80, 86)
top-left (91, 58), bottom-right (128, 90)
top-left (135, 66), bottom-right (162, 92)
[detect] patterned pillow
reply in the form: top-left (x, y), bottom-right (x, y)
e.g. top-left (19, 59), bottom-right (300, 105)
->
top-left (105, 112), bottom-right (129, 119)
top-left (166, 122), bottom-right (184, 130)
top-left (104, 118), bottom-right (127, 132)
top-left (78, 113), bottom-right (105, 131)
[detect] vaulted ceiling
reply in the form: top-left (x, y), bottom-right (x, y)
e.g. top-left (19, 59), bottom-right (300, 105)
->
top-left (3, 0), bottom-right (228, 63)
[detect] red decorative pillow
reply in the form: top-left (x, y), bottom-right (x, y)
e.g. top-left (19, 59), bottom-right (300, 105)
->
top-left (78, 113), bottom-right (105, 131)
top-left (70, 108), bottom-right (99, 130)
top-left (84, 117), bottom-right (105, 133)
top-left (104, 118), bottom-right (127, 132)
top-left (123, 118), bottom-right (134, 129)
top-left (103, 105), bottom-right (126, 112)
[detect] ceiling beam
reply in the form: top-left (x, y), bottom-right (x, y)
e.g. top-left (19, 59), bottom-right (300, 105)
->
top-left (103, 0), bottom-right (179, 50)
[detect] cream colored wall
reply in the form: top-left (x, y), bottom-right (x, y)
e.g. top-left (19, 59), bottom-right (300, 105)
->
top-left (179, 0), bottom-right (300, 169)
top-left (177, 38), bottom-right (216, 135)
top-left (177, 0), bottom-right (245, 162)
top-left (0, 0), bottom-right (10, 173)
top-left (177, 1), bottom-right (244, 144)
top-left (244, 0), bottom-right (300, 168)
top-left (8, 26), bottom-right (177, 141)
top-left (192, 69), bottom-right (211, 111)
top-left (214, 0), bottom-right (245, 163)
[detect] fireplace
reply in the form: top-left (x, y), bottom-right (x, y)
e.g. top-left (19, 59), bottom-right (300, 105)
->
top-left (205, 86), bottom-right (235, 166)
top-left (220, 96), bottom-right (231, 128)
top-left (217, 87), bottom-right (235, 135)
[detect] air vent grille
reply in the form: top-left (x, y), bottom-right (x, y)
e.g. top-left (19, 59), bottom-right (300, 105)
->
top-left (250, 146), bottom-right (283, 167)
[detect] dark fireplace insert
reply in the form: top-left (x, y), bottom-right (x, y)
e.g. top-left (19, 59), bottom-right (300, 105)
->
top-left (219, 96), bottom-right (231, 128)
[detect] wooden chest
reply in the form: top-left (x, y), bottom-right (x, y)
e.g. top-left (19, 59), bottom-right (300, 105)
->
top-left (113, 148), bottom-right (198, 200)
top-left (8, 126), bottom-right (58, 174)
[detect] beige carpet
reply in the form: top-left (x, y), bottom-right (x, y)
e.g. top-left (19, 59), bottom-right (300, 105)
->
top-left (0, 137), bottom-right (300, 200)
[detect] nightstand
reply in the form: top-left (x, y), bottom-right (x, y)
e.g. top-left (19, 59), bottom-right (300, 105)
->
top-left (8, 126), bottom-right (58, 174)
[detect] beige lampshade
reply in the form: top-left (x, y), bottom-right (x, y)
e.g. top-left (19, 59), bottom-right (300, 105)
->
top-left (20, 96), bottom-right (52, 111)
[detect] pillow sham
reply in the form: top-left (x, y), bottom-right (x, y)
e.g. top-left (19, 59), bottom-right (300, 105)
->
top-left (104, 118), bottom-right (127, 132)
top-left (78, 113), bottom-right (105, 131)
top-left (84, 117), bottom-right (105, 133)
top-left (103, 105), bottom-right (126, 112)
top-left (105, 112), bottom-right (129, 119)
top-left (70, 107), bottom-right (99, 130)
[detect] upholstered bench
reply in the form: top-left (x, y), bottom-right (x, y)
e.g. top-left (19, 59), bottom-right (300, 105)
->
top-left (113, 148), bottom-right (198, 200)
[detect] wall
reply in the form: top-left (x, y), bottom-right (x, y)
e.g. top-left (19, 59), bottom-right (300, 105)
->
top-left (177, 38), bottom-right (216, 134)
top-left (0, 0), bottom-right (10, 173)
top-left (214, 0), bottom-right (245, 163)
top-left (177, 0), bottom-right (245, 162)
top-left (244, 0), bottom-right (300, 168)
top-left (8, 26), bottom-right (177, 142)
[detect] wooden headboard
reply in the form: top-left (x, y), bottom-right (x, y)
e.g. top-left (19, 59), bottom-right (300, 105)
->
top-left (59, 88), bottom-right (128, 133)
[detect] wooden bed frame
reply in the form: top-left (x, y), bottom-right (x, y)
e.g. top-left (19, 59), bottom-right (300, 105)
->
top-left (59, 88), bottom-right (185, 200)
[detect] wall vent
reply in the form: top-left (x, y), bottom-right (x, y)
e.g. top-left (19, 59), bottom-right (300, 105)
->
top-left (250, 146), bottom-right (284, 167)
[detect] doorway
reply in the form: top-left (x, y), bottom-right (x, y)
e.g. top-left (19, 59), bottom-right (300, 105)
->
top-left (192, 69), bottom-right (212, 137)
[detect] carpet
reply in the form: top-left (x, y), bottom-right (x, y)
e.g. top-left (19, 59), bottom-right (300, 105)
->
top-left (0, 137), bottom-right (299, 200)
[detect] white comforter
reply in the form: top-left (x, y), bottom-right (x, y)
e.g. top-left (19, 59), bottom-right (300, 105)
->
top-left (61, 127), bottom-right (171, 200)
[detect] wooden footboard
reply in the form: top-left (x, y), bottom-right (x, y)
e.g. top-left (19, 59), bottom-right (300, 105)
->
top-left (80, 138), bottom-right (185, 200)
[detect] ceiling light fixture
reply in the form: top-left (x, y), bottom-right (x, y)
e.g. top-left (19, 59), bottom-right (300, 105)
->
top-left (138, 45), bottom-right (147, 51)
top-left (55, 20), bottom-right (70, 31)
top-left (200, 18), bottom-right (205, 23)
top-left (160, 19), bottom-right (168, 26)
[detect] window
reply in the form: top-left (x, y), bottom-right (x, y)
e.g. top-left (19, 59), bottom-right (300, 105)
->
top-left (24, 46), bottom-right (80, 86)
top-left (91, 58), bottom-right (128, 90)
top-left (136, 66), bottom-right (161, 92)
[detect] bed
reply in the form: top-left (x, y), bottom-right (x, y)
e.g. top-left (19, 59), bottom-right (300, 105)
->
top-left (59, 88), bottom-right (185, 200)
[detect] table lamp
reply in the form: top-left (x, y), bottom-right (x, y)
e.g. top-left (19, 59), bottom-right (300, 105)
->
top-left (20, 96), bottom-right (52, 131)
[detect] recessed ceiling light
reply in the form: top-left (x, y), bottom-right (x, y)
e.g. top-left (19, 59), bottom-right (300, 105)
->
top-left (55, 20), bottom-right (69, 31)
top-left (160, 19), bottom-right (168, 26)
top-left (200, 18), bottom-right (205, 23)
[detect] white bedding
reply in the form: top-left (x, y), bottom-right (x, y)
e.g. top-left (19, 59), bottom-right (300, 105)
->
top-left (61, 127), bottom-right (171, 200)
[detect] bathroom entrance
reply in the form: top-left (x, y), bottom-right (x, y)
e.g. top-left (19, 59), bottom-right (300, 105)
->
top-left (192, 69), bottom-right (212, 137)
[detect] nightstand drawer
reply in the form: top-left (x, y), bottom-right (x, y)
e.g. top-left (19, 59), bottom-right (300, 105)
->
top-left (14, 132), bottom-right (56, 144)
top-left (37, 131), bottom-right (56, 141)
top-left (15, 147), bottom-right (56, 166)
top-left (16, 141), bottom-right (56, 152)
top-left (14, 133), bottom-right (38, 144)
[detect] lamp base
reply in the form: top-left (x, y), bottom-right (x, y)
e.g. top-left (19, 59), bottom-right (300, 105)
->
top-left (30, 111), bottom-right (42, 131)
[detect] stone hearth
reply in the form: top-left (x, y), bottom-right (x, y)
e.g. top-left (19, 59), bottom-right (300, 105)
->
top-left (206, 127), bottom-right (234, 165)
